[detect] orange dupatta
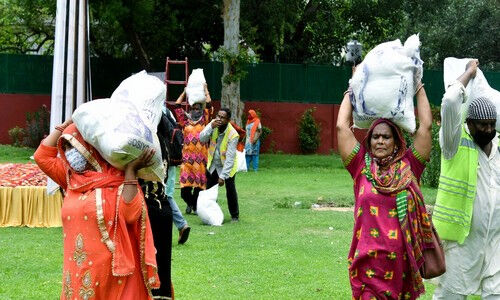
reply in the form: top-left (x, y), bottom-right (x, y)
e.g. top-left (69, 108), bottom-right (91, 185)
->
top-left (246, 109), bottom-right (261, 143)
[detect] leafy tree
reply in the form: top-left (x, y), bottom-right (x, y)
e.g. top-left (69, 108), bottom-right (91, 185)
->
top-left (89, 0), bottom-right (222, 70)
top-left (398, 0), bottom-right (499, 70)
top-left (0, 0), bottom-right (498, 71)
top-left (240, 0), bottom-right (406, 64)
top-left (0, 0), bottom-right (56, 54)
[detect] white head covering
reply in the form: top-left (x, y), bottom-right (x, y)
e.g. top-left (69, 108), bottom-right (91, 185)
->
top-left (467, 97), bottom-right (496, 120)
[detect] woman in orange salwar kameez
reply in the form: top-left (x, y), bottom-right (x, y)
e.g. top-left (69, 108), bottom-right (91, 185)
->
top-left (34, 120), bottom-right (161, 300)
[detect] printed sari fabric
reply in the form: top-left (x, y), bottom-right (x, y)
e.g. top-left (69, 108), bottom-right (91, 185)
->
top-left (174, 107), bottom-right (211, 189)
top-left (34, 124), bottom-right (159, 300)
top-left (345, 144), bottom-right (431, 299)
top-left (344, 119), bottom-right (433, 300)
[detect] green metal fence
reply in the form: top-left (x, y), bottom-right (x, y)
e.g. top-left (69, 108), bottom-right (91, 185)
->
top-left (0, 54), bottom-right (53, 94)
top-left (2, 53), bottom-right (500, 106)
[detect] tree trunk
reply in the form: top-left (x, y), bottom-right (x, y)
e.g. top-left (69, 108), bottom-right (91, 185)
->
top-left (285, 0), bottom-right (320, 59)
top-left (119, 13), bottom-right (151, 70)
top-left (221, 0), bottom-right (243, 126)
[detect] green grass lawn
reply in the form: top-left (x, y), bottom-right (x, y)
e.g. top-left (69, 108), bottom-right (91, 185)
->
top-left (0, 144), bottom-right (36, 163)
top-left (0, 145), bottom-right (456, 299)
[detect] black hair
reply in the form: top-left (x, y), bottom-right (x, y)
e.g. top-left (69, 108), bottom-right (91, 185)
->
top-left (220, 107), bottom-right (231, 119)
top-left (190, 103), bottom-right (203, 111)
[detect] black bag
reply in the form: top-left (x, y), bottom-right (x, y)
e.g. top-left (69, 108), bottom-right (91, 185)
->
top-left (158, 112), bottom-right (184, 166)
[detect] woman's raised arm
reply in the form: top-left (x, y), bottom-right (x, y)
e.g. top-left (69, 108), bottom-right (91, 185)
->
top-left (336, 93), bottom-right (358, 162)
top-left (413, 84), bottom-right (433, 161)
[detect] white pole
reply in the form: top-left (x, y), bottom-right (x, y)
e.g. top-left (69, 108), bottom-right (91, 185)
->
top-left (49, 0), bottom-right (68, 130)
top-left (63, 0), bottom-right (76, 118)
top-left (76, 0), bottom-right (86, 106)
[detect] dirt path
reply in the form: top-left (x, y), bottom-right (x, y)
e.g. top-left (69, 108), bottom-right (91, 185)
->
top-left (311, 205), bottom-right (434, 212)
top-left (311, 206), bottom-right (354, 212)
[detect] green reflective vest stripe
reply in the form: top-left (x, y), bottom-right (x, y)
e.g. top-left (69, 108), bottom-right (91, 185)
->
top-left (434, 126), bottom-right (477, 244)
top-left (207, 123), bottom-right (239, 177)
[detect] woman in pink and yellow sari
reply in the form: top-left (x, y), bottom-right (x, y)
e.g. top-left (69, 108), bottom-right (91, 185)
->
top-left (336, 82), bottom-right (434, 300)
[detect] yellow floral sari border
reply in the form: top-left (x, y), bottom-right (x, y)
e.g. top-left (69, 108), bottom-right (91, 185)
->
top-left (138, 195), bottom-right (159, 296)
top-left (95, 188), bottom-right (115, 253)
top-left (111, 184), bottom-right (133, 277)
top-left (343, 143), bottom-right (360, 167)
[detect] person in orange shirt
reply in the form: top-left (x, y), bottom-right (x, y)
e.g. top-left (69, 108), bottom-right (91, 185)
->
top-left (34, 118), bottom-right (160, 299)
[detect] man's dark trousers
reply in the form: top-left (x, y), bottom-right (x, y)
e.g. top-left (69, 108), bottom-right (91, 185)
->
top-left (206, 170), bottom-right (239, 218)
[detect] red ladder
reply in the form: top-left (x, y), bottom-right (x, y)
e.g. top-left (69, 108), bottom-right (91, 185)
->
top-left (164, 57), bottom-right (189, 109)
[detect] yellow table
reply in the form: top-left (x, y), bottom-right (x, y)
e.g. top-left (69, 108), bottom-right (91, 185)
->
top-left (0, 186), bottom-right (62, 227)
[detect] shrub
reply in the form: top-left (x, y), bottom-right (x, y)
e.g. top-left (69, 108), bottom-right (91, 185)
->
top-left (260, 126), bottom-right (272, 143)
top-left (298, 107), bottom-right (321, 154)
top-left (22, 105), bottom-right (50, 148)
top-left (8, 126), bottom-right (25, 147)
top-left (421, 122), bottom-right (441, 188)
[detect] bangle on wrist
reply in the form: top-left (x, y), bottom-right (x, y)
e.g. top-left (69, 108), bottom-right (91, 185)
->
top-left (415, 83), bottom-right (425, 95)
top-left (343, 86), bottom-right (353, 96)
top-left (123, 179), bottom-right (138, 186)
top-left (55, 124), bottom-right (68, 133)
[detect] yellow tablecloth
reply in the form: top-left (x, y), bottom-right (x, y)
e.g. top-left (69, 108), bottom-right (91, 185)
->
top-left (0, 186), bottom-right (63, 227)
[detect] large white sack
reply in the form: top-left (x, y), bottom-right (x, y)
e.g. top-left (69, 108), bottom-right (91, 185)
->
top-left (444, 57), bottom-right (500, 130)
top-left (350, 34), bottom-right (423, 133)
top-left (186, 68), bottom-right (206, 106)
top-left (73, 71), bottom-right (166, 182)
top-left (197, 185), bottom-right (224, 226)
top-left (111, 70), bottom-right (165, 128)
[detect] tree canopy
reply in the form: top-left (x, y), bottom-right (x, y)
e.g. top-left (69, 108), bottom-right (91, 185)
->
top-left (0, 0), bottom-right (498, 70)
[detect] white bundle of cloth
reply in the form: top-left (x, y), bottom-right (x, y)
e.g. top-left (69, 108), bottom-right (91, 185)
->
top-left (197, 185), bottom-right (224, 226)
top-left (186, 68), bottom-right (206, 106)
top-left (444, 57), bottom-right (500, 131)
top-left (73, 71), bottom-right (166, 182)
top-left (350, 34), bottom-right (423, 133)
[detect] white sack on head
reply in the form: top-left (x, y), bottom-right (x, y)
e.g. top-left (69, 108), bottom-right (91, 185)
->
top-left (186, 68), bottom-right (206, 106)
top-left (350, 34), bottom-right (423, 133)
top-left (197, 185), bottom-right (224, 226)
top-left (444, 57), bottom-right (500, 131)
top-left (73, 71), bottom-right (166, 182)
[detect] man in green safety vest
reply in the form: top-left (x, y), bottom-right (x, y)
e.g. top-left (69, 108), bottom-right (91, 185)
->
top-left (199, 108), bottom-right (240, 222)
top-left (433, 59), bottom-right (500, 299)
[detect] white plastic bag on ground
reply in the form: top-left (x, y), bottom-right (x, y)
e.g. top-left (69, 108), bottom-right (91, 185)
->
top-left (236, 149), bottom-right (247, 172)
top-left (197, 185), bottom-right (224, 226)
top-left (186, 69), bottom-right (206, 106)
top-left (444, 57), bottom-right (500, 130)
top-left (73, 71), bottom-right (166, 181)
top-left (350, 34), bottom-right (423, 133)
